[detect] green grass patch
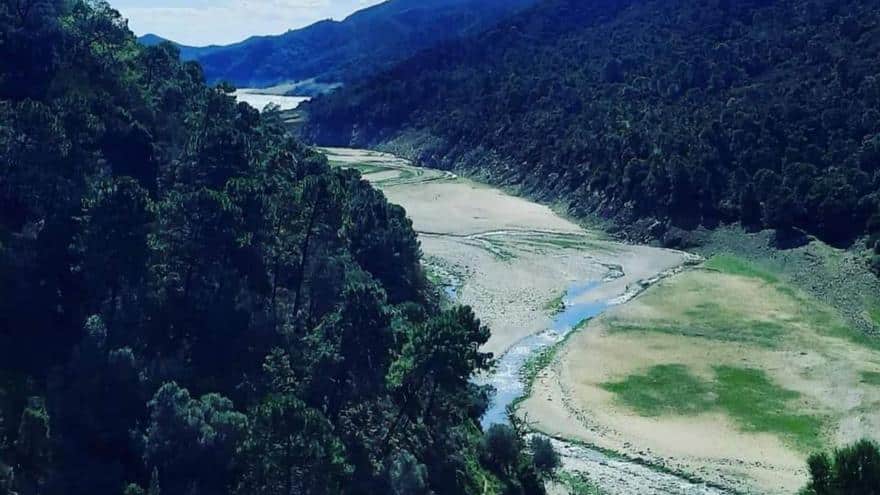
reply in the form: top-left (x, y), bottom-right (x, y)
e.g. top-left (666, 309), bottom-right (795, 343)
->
top-left (516, 233), bottom-right (619, 255)
top-left (867, 302), bottom-right (880, 328)
top-left (860, 371), bottom-right (880, 386)
top-left (556, 471), bottom-right (603, 495)
top-left (781, 287), bottom-right (880, 351)
top-left (602, 364), bottom-right (824, 451)
top-left (520, 346), bottom-right (560, 397)
top-left (478, 237), bottom-right (516, 261)
top-left (609, 265), bottom-right (876, 350)
top-left (327, 160), bottom-right (397, 176)
top-left (713, 366), bottom-right (823, 451)
top-left (601, 364), bottom-right (715, 417)
top-left (704, 255), bottom-right (778, 284)
top-left (681, 301), bottom-right (787, 347)
top-left (608, 308), bottom-right (786, 348)
top-left (543, 292), bottom-right (566, 314)
top-left (517, 318), bottom-right (593, 407)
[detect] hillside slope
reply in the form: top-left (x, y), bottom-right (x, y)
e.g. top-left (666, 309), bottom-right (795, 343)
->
top-left (150, 0), bottom-right (536, 88)
top-left (304, 0), bottom-right (880, 256)
top-left (0, 2), bottom-right (543, 494)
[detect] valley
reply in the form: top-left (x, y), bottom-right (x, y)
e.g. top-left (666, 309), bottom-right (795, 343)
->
top-left (9, 1), bottom-right (880, 493)
top-left (322, 147), bottom-right (880, 494)
top-left (322, 147), bottom-right (715, 494)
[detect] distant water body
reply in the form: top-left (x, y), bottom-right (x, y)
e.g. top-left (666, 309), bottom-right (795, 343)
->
top-left (233, 89), bottom-right (309, 111)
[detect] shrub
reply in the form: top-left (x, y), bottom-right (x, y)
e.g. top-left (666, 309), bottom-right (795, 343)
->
top-left (802, 439), bottom-right (880, 494)
top-left (529, 436), bottom-right (561, 476)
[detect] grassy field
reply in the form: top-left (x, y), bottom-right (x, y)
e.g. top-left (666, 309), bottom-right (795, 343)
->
top-left (601, 364), bottom-right (714, 417)
top-left (869, 302), bottom-right (880, 327)
top-left (703, 254), bottom-right (779, 283)
top-left (602, 363), bottom-right (824, 451)
top-left (598, 254), bottom-right (875, 452)
top-left (861, 371), bottom-right (880, 386)
top-left (713, 366), bottom-right (823, 451)
top-left (555, 472), bottom-right (603, 495)
top-left (539, 253), bottom-right (880, 492)
top-left (707, 254), bottom-right (880, 351)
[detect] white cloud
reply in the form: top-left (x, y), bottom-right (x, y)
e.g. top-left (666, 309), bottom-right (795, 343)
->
top-left (115, 0), bottom-right (384, 46)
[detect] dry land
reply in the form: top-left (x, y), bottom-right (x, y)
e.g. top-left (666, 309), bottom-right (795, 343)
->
top-left (519, 254), bottom-right (880, 494)
top-left (324, 148), bottom-right (880, 494)
top-left (322, 147), bottom-right (686, 356)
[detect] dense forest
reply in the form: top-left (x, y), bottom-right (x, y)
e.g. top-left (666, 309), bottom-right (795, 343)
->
top-left (0, 1), bottom-right (546, 494)
top-left (154, 0), bottom-right (536, 89)
top-left (304, 0), bottom-right (880, 266)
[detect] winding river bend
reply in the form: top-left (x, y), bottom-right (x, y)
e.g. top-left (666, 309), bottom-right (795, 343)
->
top-left (320, 147), bottom-right (727, 495)
top-left (234, 90), bottom-right (727, 494)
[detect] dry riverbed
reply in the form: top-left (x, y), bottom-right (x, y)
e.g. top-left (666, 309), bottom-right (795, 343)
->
top-left (520, 255), bottom-right (880, 494)
top-left (322, 148), bottom-right (732, 494)
top-left (323, 147), bottom-right (880, 495)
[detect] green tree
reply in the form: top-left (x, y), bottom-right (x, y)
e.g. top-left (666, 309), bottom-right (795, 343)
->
top-left (529, 436), bottom-right (560, 477)
top-left (47, 316), bottom-right (143, 495)
top-left (385, 307), bottom-right (492, 450)
top-left (0, 408), bottom-right (12, 494)
top-left (0, 2), bottom-right (524, 492)
top-left (483, 425), bottom-right (520, 477)
top-left (74, 178), bottom-right (152, 317)
top-left (387, 450), bottom-right (429, 495)
top-left (235, 394), bottom-right (350, 495)
top-left (0, 0), bottom-right (65, 100)
top-left (803, 439), bottom-right (880, 494)
top-left (142, 383), bottom-right (248, 495)
top-left (14, 398), bottom-right (51, 494)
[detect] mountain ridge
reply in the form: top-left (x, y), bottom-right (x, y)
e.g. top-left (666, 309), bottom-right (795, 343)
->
top-left (138, 0), bottom-right (537, 88)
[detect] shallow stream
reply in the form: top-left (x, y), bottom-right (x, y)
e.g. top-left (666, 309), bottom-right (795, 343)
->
top-left (479, 279), bottom-right (607, 428)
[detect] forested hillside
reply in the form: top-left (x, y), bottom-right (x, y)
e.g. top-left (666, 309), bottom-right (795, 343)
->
top-left (305, 0), bottom-right (880, 261)
top-left (0, 1), bottom-right (544, 494)
top-left (165, 0), bottom-right (536, 89)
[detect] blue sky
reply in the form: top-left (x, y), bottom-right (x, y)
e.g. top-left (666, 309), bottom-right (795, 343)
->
top-left (112, 0), bottom-right (385, 46)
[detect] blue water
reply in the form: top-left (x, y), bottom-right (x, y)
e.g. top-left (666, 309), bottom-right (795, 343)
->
top-left (444, 285), bottom-right (458, 300)
top-left (479, 280), bottom-right (608, 428)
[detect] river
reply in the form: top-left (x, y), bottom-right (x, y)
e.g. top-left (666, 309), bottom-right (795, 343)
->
top-left (235, 95), bottom-right (728, 494)
top-left (319, 147), bottom-right (728, 495)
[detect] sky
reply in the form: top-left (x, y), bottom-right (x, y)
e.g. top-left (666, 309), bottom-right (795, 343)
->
top-left (112, 0), bottom-right (385, 46)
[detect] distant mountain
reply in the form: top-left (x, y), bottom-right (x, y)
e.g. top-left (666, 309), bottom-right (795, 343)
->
top-left (140, 0), bottom-right (537, 89)
top-left (136, 33), bottom-right (166, 46)
top-left (304, 0), bottom-right (880, 255)
top-left (137, 33), bottom-right (216, 60)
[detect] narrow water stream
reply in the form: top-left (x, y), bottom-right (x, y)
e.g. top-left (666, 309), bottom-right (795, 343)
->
top-left (479, 279), bottom-right (608, 429)
top-left (469, 270), bottom-right (729, 495)
top-left (310, 145), bottom-right (731, 495)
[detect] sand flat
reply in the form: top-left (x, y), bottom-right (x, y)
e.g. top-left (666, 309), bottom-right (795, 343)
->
top-left (521, 267), bottom-right (880, 494)
top-left (323, 147), bottom-right (687, 356)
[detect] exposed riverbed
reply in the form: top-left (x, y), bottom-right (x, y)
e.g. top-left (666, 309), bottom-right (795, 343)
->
top-left (320, 147), bottom-right (728, 495)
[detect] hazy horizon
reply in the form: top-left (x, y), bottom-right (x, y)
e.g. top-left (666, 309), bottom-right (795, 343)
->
top-left (113, 0), bottom-right (385, 46)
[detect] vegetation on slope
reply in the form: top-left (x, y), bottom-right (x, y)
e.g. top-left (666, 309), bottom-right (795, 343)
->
top-left (0, 1), bottom-right (546, 494)
top-left (304, 0), bottom-right (880, 263)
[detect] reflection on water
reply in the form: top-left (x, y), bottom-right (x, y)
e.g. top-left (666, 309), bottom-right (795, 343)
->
top-left (233, 89), bottom-right (309, 111)
top-left (480, 280), bottom-right (608, 428)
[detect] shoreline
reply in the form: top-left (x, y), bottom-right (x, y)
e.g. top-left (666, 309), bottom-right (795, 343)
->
top-left (321, 146), bottom-right (734, 494)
